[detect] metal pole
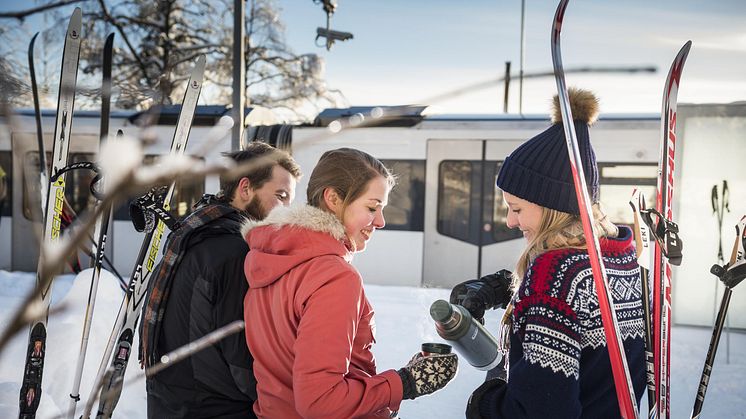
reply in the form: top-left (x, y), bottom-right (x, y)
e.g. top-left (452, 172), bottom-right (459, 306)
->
top-left (518, 0), bottom-right (526, 115)
top-left (503, 61), bottom-right (511, 113)
top-left (232, 0), bottom-right (245, 150)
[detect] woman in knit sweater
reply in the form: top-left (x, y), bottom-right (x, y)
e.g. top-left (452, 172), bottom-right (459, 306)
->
top-left (459, 89), bottom-right (647, 418)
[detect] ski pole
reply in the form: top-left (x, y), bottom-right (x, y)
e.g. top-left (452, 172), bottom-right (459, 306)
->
top-left (73, 321), bottom-right (244, 419)
top-left (630, 190), bottom-right (657, 418)
top-left (66, 32), bottom-right (114, 419)
top-left (691, 215), bottom-right (746, 418)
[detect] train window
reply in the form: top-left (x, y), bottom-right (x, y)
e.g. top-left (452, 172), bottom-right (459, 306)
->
top-left (437, 160), bottom-right (522, 246)
top-left (598, 163), bottom-right (658, 226)
top-left (488, 161), bottom-right (523, 244)
top-left (437, 161), bottom-right (475, 242)
top-left (22, 152), bottom-right (98, 221)
top-left (112, 154), bottom-right (205, 221)
top-left (379, 159), bottom-right (425, 231)
top-left (436, 161), bottom-right (657, 246)
top-left (0, 151), bottom-right (11, 217)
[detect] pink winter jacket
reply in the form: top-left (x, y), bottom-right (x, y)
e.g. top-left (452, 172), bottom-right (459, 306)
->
top-left (242, 205), bottom-right (403, 419)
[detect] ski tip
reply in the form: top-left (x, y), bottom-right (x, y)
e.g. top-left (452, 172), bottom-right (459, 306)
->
top-left (190, 55), bottom-right (207, 84)
top-left (69, 7), bottom-right (83, 35)
top-left (29, 32), bottom-right (40, 58)
top-left (553, 0), bottom-right (571, 30)
top-left (678, 40), bottom-right (692, 58)
top-left (662, 40), bottom-right (692, 99)
top-left (30, 32), bottom-right (39, 48)
top-left (105, 33), bottom-right (115, 47)
top-left (195, 54), bottom-right (207, 68)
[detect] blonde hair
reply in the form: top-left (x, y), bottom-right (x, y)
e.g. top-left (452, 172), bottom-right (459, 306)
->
top-left (512, 203), bottom-right (618, 290)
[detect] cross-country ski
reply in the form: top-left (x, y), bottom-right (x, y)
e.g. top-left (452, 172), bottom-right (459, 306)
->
top-left (18, 8), bottom-right (83, 419)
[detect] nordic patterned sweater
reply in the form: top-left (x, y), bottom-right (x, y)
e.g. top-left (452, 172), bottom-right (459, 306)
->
top-left (477, 226), bottom-right (646, 418)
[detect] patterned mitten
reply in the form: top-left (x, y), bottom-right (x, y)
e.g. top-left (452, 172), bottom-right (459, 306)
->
top-left (397, 352), bottom-right (458, 400)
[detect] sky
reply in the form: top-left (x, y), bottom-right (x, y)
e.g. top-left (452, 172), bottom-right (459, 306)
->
top-left (2, 0), bottom-right (746, 115)
top-left (278, 0), bottom-right (746, 114)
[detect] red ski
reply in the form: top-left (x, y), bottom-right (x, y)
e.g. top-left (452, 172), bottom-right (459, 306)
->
top-left (653, 41), bottom-right (691, 419)
top-left (551, 1), bottom-right (638, 417)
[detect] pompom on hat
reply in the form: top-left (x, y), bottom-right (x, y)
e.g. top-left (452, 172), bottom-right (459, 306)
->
top-left (496, 87), bottom-right (600, 215)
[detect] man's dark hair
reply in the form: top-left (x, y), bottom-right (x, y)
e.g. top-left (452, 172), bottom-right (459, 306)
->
top-left (219, 142), bottom-right (301, 202)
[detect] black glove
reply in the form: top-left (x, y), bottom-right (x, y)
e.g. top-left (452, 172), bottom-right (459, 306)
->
top-left (397, 352), bottom-right (458, 400)
top-left (450, 269), bottom-right (513, 322)
top-left (466, 378), bottom-right (507, 419)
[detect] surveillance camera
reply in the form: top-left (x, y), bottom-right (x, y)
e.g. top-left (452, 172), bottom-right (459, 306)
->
top-left (316, 27), bottom-right (353, 42)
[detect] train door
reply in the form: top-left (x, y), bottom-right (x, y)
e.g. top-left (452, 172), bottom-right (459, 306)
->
top-left (423, 139), bottom-right (523, 288)
top-left (11, 132), bottom-right (103, 271)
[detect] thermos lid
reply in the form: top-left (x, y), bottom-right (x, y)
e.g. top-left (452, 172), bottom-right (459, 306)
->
top-left (421, 342), bottom-right (452, 355)
top-left (430, 299), bottom-right (454, 323)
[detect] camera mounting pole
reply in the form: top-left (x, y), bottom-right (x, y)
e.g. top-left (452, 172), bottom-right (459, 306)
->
top-left (314, 0), bottom-right (353, 50)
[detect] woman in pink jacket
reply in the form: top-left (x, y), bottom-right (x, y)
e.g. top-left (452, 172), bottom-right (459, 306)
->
top-left (243, 148), bottom-right (458, 418)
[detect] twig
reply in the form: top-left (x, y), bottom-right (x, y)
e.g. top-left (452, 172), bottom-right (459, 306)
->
top-left (0, 0), bottom-right (86, 21)
top-left (74, 321), bottom-right (245, 419)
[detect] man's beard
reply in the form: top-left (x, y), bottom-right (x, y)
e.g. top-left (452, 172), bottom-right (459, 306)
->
top-left (243, 195), bottom-right (268, 221)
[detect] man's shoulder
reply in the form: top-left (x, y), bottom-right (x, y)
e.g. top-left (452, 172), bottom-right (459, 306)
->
top-left (188, 230), bottom-right (247, 257)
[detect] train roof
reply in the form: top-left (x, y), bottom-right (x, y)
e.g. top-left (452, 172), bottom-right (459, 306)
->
top-left (310, 106), bottom-right (660, 128)
top-left (426, 113), bottom-right (660, 122)
top-left (9, 105), bottom-right (276, 127)
top-left (14, 103), bottom-right (746, 129)
top-left (312, 106), bottom-right (429, 127)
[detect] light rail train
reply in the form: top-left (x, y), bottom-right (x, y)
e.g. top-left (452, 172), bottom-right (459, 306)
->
top-left (1, 103), bottom-right (744, 327)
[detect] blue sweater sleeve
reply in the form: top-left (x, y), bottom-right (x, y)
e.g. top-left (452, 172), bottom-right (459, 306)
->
top-left (480, 298), bottom-right (583, 418)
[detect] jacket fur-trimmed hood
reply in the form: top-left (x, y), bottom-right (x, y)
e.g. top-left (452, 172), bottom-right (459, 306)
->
top-left (242, 205), bottom-right (354, 289)
top-left (240, 205), bottom-right (346, 242)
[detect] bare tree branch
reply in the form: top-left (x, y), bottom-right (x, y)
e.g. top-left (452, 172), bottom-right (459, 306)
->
top-left (95, 0), bottom-right (151, 89)
top-left (0, 0), bottom-right (87, 21)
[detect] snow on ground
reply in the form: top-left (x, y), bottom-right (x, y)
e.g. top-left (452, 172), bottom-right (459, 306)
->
top-left (0, 270), bottom-right (744, 418)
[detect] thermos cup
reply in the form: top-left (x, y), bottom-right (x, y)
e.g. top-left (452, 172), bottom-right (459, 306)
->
top-left (430, 299), bottom-right (501, 370)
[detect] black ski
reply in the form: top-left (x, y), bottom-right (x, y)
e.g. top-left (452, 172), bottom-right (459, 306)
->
top-left (28, 32), bottom-right (48, 214)
top-left (81, 54), bottom-right (206, 419)
top-left (691, 215), bottom-right (746, 418)
top-left (66, 32), bottom-right (115, 419)
top-left (19, 8), bottom-right (83, 419)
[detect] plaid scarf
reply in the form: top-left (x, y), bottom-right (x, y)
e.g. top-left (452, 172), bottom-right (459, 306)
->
top-left (139, 196), bottom-right (239, 367)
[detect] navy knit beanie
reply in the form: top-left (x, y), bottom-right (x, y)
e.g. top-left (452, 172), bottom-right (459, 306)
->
top-left (496, 88), bottom-right (600, 215)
